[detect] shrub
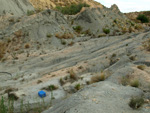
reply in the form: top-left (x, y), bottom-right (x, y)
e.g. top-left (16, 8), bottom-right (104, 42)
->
top-left (27, 10), bottom-right (35, 16)
top-left (73, 26), bottom-right (82, 33)
top-left (75, 84), bottom-right (81, 90)
top-left (69, 69), bottom-right (78, 80)
top-left (24, 43), bottom-right (30, 49)
top-left (103, 28), bottom-right (110, 34)
top-left (59, 78), bottom-right (65, 86)
top-left (137, 65), bottom-right (145, 70)
top-left (14, 30), bottom-right (22, 38)
top-left (137, 14), bottom-right (149, 23)
top-left (98, 33), bottom-right (106, 37)
top-left (135, 24), bottom-right (143, 30)
top-left (49, 85), bottom-right (58, 91)
top-left (61, 40), bottom-right (66, 45)
top-left (47, 33), bottom-right (52, 38)
top-left (130, 80), bottom-right (140, 88)
top-left (114, 19), bottom-right (117, 23)
top-left (55, 32), bottom-right (74, 39)
top-left (55, 3), bottom-right (90, 15)
top-left (129, 96), bottom-right (144, 109)
top-left (129, 56), bottom-right (136, 61)
top-left (121, 76), bottom-right (130, 86)
top-left (68, 41), bottom-right (74, 46)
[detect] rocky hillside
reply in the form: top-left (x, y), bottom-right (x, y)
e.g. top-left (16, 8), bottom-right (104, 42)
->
top-left (125, 11), bottom-right (150, 24)
top-left (29, 0), bottom-right (103, 9)
top-left (73, 4), bottom-right (140, 36)
top-left (0, 0), bottom-right (150, 113)
top-left (0, 0), bottom-right (34, 16)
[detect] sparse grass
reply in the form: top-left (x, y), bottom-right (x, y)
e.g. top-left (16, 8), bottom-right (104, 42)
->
top-left (90, 72), bottom-right (105, 84)
top-left (103, 28), bottom-right (110, 34)
top-left (129, 96), bottom-right (144, 109)
top-left (41, 85), bottom-right (58, 91)
top-left (130, 79), bottom-right (140, 88)
top-left (120, 75), bottom-right (140, 88)
top-left (137, 65), bottom-right (146, 70)
top-left (0, 96), bottom-right (8, 113)
top-left (0, 95), bottom-right (51, 113)
top-left (143, 38), bottom-right (150, 51)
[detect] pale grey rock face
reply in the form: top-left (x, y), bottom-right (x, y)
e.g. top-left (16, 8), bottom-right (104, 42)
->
top-left (0, 0), bottom-right (34, 16)
top-left (43, 81), bottom-right (144, 113)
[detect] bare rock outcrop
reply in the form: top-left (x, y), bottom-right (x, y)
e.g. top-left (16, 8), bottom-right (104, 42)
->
top-left (0, 0), bottom-right (34, 16)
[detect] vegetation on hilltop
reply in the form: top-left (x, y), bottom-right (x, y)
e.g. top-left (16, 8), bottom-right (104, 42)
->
top-left (55, 3), bottom-right (90, 15)
top-left (137, 14), bottom-right (149, 23)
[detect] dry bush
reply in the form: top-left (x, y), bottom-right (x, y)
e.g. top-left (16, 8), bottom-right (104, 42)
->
top-left (69, 69), bottom-right (78, 80)
top-left (0, 41), bottom-right (7, 60)
top-left (121, 76), bottom-right (130, 86)
top-left (90, 72), bottom-right (105, 84)
top-left (122, 27), bottom-right (128, 34)
top-left (24, 43), bottom-right (30, 49)
top-left (68, 41), bottom-right (74, 46)
top-left (137, 65), bottom-right (146, 70)
top-left (129, 27), bottom-right (135, 33)
top-left (130, 79), bottom-right (140, 88)
top-left (135, 24), bottom-right (143, 30)
top-left (55, 32), bottom-right (74, 39)
top-left (14, 30), bottom-right (22, 38)
top-left (59, 78), bottom-right (65, 86)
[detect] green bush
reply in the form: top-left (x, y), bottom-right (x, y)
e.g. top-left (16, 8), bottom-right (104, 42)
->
top-left (130, 80), bottom-right (140, 88)
top-left (55, 3), bottom-right (90, 15)
top-left (73, 25), bottom-right (82, 33)
top-left (129, 96), bottom-right (144, 109)
top-left (137, 14), bottom-right (149, 23)
top-left (103, 28), bottom-right (110, 34)
top-left (75, 84), bottom-right (81, 90)
top-left (27, 10), bottom-right (35, 16)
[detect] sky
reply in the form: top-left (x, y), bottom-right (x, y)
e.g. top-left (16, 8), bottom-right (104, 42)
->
top-left (95, 0), bottom-right (150, 13)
